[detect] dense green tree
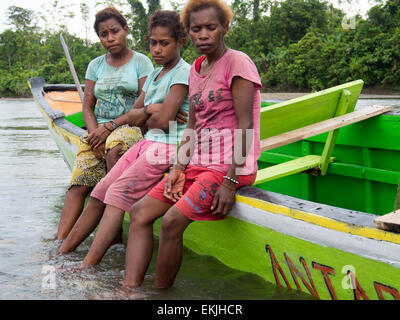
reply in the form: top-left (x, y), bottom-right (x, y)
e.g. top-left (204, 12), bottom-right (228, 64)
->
top-left (0, 0), bottom-right (399, 97)
top-left (6, 6), bottom-right (37, 31)
top-left (267, 0), bottom-right (331, 45)
top-left (126, 0), bottom-right (161, 52)
top-left (80, 3), bottom-right (91, 46)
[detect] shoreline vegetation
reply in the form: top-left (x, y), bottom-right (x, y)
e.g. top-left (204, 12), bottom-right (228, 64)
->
top-left (4, 92), bottom-right (400, 102)
top-left (1, 0), bottom-right (399, 98)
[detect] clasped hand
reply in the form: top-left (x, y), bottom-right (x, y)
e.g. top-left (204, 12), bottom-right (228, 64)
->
top-left (163, 169), bottom-right (236, 217)
top-left (210, 184), bottom-right (236, 217)
top-left (87, 126), bottom-right (109, 159)
top-left (87, 126), bottom-right (109, 148)
top-left (163, 169), bottom-right (185, 203)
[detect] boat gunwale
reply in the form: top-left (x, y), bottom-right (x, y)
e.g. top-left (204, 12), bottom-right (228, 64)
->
top-left (236, 186), bottom-right (400, 246)
top-left (28, 77), bottom-right (85, 139)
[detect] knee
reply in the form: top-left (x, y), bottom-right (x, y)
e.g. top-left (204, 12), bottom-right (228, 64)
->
top-left (160, 211), bottom-right (182, 240)
top-left (68, 185), bottom-right (90, 197)
top-left (81, 197), bottom-right (105, 216)
top-left (106, 144), bottom-right (122, 161)
top-left (129, 200), bottom-right (148, 226)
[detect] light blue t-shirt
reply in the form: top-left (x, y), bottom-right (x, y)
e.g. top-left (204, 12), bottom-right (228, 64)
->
top-left (85, 51), bottom-right (154, 124)
top-left (143, 58), bottom-right (190, 145)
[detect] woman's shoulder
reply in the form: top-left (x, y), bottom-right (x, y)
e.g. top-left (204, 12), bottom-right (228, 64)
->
top-left (225, 49), bottom-right (253, 62)
top-left (86, 55), bottom-right (106, 78)
top-left (89, 54), bottom-right (107, 65)
top-left (223, 49), bottom-right (258, 72)
top-left (177, 58), bottom-right (191, 73)
top-left (132, 51), bottom-right (152, 63)
top-left (148, 66), bottom-right (163, 79)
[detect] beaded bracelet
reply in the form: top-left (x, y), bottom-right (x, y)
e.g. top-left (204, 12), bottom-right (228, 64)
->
top-left (223, 176), bottom-right (239, 185)
top-left (173, 163), bottom-right (186, 171)
top-left (170, 167), bottom-right (185, 174)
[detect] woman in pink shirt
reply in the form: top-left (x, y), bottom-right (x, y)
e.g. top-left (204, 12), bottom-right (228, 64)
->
top-left (122, 0), bottom-right (262, 290)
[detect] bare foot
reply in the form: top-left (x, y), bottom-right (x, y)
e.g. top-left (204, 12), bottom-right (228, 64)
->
top-left (56, 262), bottom-right (96, 273)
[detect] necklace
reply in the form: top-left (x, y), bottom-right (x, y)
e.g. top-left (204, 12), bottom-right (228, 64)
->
top-left (197, 47), bottom-right (228, 94)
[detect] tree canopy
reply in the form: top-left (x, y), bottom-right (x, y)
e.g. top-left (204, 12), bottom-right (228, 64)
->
top-left (0, 0), bottom-right (399, 97)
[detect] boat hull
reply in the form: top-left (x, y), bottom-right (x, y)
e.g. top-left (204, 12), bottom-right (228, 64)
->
top-left (163, 192), bottom-right (400, 300)
top-left (29, 77), bottom-right (400, 300)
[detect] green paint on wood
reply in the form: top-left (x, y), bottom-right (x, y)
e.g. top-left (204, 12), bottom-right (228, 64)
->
top-left (362, 147), bottom-right (374, 213)
top-left (259, 80), bottom-right (363, 140)
top-left (256, 81), bottom-right (363, 188)
top-left (301, 141), bottom-right (313, 201)
top-left (255, 155), bottom-right (327, 185)
top-left (395, 177), bottom-right (400, 211)
top-left (304, 114), bottom-right (400, 151)
top-left (320, 89), bottom-right (351, 175)
top-left (150, 215), bottom-right (400, 300)
top-left (65, 111), bottom-right (85, 128)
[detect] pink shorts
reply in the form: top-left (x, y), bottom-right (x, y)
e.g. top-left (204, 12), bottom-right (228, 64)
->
top-left (147, 165), bottom-right (257, 221)
top-left (91, 139), bottom-right (176, 212)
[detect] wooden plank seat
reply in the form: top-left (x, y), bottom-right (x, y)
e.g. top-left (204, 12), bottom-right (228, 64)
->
top-left (254, 80), bottom-right (393, 186)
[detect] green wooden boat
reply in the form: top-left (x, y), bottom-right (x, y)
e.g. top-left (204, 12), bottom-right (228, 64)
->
top-left (28, 77), bottom-right (400, 300)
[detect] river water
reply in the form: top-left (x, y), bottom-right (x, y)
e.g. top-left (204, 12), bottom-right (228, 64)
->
top-left (1, 98), bottom-right (398, 301)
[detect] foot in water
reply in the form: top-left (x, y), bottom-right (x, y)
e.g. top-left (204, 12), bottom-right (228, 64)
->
top-left (56, 263), bottom-right (97, 273)
top-left (92, 286), bottom-right (148, 300)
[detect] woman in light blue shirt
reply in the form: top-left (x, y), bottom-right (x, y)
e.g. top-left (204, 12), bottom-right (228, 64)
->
top-left (57, 6), bottom-right (153, 241)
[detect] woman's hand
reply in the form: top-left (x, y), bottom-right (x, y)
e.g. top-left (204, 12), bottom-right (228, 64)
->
top-left (210, 183), bottom-right (236, 217)
top-left (147, 103), bottom-right (162, 114)
top-left (163, 169), bottom-right (186, 203)
top-left (92, 142), bottom-right (106, 160)
top-left (87, 125), bottom-right (110, 149)
top-left (175, 108), bottom-right (188, 124)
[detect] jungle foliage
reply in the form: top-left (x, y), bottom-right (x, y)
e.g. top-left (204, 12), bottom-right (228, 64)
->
top-left (0, 0), bottom-right (399, 97)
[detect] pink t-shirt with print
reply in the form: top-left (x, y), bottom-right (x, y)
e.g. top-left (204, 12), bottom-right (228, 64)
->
top-left (188, 49), bottom-right (262, 175)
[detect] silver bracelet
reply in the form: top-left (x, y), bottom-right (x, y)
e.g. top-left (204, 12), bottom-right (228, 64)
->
top-left (174, 163), bottom-right (186, 171)
top-left (223, 176), bottom-right (239, 185)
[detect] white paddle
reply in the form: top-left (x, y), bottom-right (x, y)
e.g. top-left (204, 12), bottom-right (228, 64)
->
top-left (59, 34), bottom-right (85, 103)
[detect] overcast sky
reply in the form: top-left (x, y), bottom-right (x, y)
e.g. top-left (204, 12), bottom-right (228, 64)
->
top-left (0, 0), bottom-right (376, 42)
top-left (0, 0), bottom-right (183, 41)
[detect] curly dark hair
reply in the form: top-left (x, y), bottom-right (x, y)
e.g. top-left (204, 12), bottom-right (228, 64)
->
top-left (147, 10), bottom-right (187, 42)
top-left (94, 6), bottom-right (128, 36)
top-left (181, 0), bottom-right (233, 32)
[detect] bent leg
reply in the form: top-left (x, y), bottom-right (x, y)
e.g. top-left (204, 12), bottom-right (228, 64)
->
top-left (80, 205), bottom-right (125, 268)
top-left (105, 144), bottom-right (123, 172)
top-left (105, 144), bottom-right (124, 243)
top-left (123, 196), bottom-right (173, 288)
top-left (57, 185), bottom-right (91, 240)
top-left (153, 207), bottom-right (192, 289)
top-left (58, 197), bottom-right (105, 254)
